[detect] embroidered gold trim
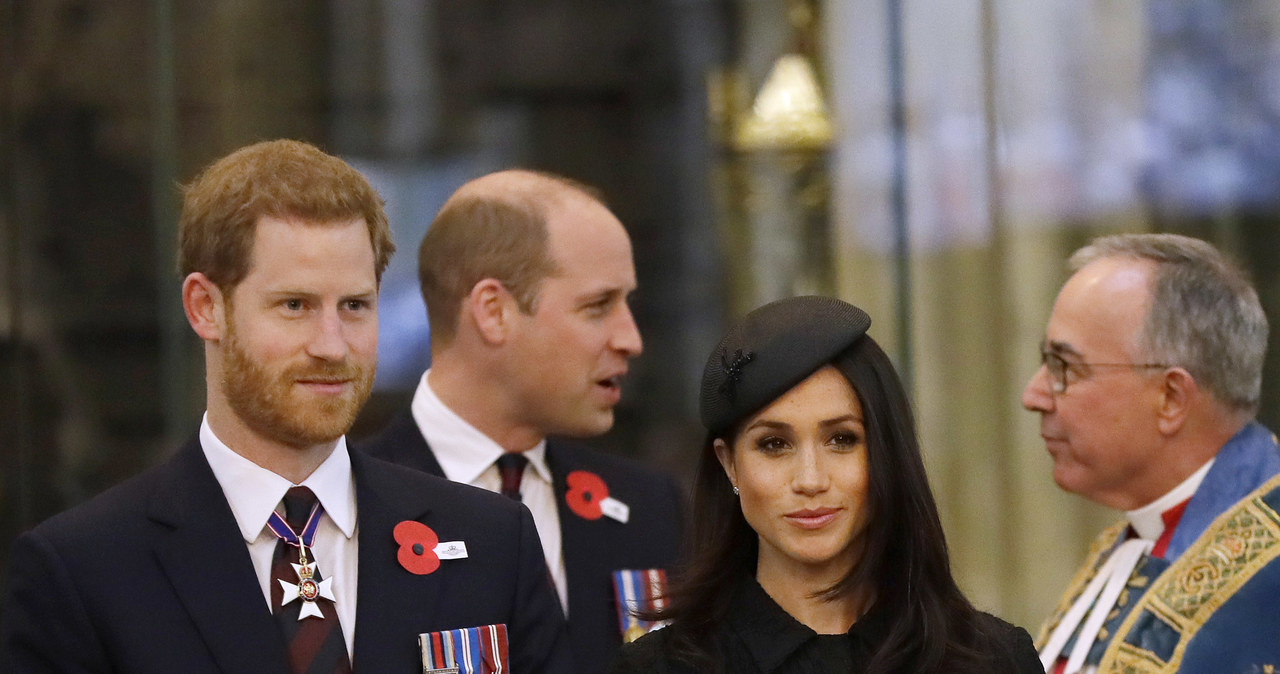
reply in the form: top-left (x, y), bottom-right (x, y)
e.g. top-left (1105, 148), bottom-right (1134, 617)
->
top-left (1109, 643), bottom-right (1167, 673)
top-left (1098, 472), bottom-right (1280, 673)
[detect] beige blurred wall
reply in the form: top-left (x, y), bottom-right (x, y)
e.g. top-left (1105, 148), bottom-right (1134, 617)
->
top-left (827, 0), bottom-right (1153, 630)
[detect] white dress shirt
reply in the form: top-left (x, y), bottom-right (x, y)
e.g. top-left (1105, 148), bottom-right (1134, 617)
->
top-left (1126, 457), bottom-right (1214, 541)
top-left (200, 414), bottom-right (359, 659)
top-left (410, 370), bottom-right (569, 614)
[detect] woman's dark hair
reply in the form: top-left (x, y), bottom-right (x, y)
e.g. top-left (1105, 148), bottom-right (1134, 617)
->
top-left (652, 335), bottom-right (998, 672)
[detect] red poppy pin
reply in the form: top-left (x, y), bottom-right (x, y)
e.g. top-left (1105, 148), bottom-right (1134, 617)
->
top-left (394, 520), bottom-right (440, 575)
top-left (566, 470), bottom-right (631, 523)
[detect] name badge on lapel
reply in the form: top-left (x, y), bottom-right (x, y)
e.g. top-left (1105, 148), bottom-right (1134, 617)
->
top-left (612, 568), bottom-right (669, 642)
top-left (419, 623), bottom-right (509, 674)
top-left (435, 540), bottom-right (468, 560)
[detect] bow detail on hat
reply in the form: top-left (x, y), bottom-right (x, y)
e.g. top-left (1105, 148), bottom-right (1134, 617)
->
top-left (719, 349), bottom-right (756, 401)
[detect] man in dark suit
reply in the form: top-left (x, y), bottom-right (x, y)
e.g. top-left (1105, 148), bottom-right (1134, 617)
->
top-left (360, 170), bottom-right (684, 673)
top-left (1, 140), bottom-right (570, 673)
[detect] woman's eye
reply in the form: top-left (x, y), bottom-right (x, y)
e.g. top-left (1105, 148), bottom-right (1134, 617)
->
top-left (829, 431), bottom-right (862, 449)
top-left (755, 436), bottom-right (789, 453)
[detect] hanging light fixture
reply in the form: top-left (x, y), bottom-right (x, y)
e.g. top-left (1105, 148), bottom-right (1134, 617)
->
top-left (708, 0), bottom-right (837, 314)
top-left (734, 52), bottom-right (834, 151)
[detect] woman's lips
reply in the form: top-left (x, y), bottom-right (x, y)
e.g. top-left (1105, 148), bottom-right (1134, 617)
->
top-left (785, 508), bottom-right (840, 530)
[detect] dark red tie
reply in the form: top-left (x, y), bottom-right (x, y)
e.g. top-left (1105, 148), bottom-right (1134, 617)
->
top-left (271, 487), bottom-right (352, 674)
top-left (495, 453), bottom-right (529, 501)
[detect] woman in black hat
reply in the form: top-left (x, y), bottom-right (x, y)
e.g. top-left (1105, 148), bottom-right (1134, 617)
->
top-left (610, 296), bottom-right (1040, 673)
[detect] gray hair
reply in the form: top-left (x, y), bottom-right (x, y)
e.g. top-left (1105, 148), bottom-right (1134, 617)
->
top-left (1069, 233), bottom-right (1267, 414)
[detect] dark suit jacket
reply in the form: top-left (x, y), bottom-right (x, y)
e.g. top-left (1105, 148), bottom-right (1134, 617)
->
top-left (0, 436), bottom-right (572, 673)
top-left (360, 413), bottom-right (685, 674)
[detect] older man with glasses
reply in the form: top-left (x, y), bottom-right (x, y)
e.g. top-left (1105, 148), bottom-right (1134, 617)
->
top-left (1023, 233), bottom-right (1280, 674)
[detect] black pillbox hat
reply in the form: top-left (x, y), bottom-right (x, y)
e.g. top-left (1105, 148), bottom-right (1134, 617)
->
top-left (699, 295), bottom-right (872, 437)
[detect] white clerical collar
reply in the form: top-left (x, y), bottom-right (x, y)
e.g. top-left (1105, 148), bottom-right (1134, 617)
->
top-left (199, 413), bottom-right (357, 542)
top-left (410, 370), bottom-right (552, 484)
top-left (1126, 458), bottom-right (1215, 541)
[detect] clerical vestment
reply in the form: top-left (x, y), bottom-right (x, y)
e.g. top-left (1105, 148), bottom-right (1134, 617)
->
top-left (1037, 422), bottom-right (1280, 673)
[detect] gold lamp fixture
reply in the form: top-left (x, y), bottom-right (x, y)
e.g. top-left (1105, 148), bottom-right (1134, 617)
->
top-left (734, 52), bottom-right (834, 152)
top-left (709, 0), bottom-right (836, 314)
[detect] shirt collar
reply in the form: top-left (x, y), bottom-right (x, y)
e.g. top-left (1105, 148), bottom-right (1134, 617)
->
top-left (410, 370), bottom-right (551, 483)
top-left (199, 413), bottom-right (357, 542)
top-left (729, 575), bottom-right (885, 672)
top-left (1127, 457), bottom-right (1215, 541)
top-left (731, 576), bottom-right (812, 671)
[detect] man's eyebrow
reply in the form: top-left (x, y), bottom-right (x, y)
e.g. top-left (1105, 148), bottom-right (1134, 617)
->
top-left (264, 287), bottom-right (377, 302)
top-left (1045, 339), bottom-right (1083, 358)
top-left (576, 286), bottom-right (628, 304)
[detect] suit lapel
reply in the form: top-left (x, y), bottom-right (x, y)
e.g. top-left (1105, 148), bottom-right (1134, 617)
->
top-left (150, 439), bottom-right (290, 673)
top-left (547, 443), bottom-right (601, 625)
top-left (350, 451), bottom-right (437, 671)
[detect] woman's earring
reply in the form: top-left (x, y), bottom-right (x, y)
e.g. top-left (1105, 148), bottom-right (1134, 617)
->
top-left (732, 485), bottom-right (740, 496)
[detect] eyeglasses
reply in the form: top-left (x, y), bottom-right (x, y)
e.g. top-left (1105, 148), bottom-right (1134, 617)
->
top-left (1039, 348), bottom-right (1169, 394)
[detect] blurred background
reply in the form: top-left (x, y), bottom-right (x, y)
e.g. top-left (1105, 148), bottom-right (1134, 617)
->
top-left (7, 0), bottom-right (1280, 631)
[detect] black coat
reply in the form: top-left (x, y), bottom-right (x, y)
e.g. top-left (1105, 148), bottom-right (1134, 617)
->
top-left (1, 436), bottom-right (572, 673)
top-left (609, 576), bottom-right (1043, 674)
top-left (360, 412), bottom-right (686, 674)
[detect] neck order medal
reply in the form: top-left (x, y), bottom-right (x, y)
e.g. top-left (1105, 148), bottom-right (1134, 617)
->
top-left (267, 498), bottom-right (337, 621)
top-left (279, 543), bottom-right (336, 620)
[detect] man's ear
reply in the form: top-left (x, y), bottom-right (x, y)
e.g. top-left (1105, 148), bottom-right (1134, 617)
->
top-left (1156, 367), bottom-right (1196, 435)
top-left (182, 273), bottom-right (226, 342)
top-left (467, 278), bottom-right (515, 345)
